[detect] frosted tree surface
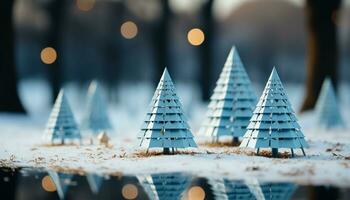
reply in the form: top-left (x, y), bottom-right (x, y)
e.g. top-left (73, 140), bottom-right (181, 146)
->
top-left (137, 173), bottom-right (191, 200)
top-left (48, 171), bottom-right (73, 200)
top-left (315, 78), bottom-right (344, 129)
top-left (43, 90), bottom-right (81, 144)
top-left (199, 46), bottom-right (256, 142)
top-left (138, 68), bottom-right (197, 151)
top-left (82, 81), bottom-right (112, 134)
top-left (240, 68), bottom-right (308, 156)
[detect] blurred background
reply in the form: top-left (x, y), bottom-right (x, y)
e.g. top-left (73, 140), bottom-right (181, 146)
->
top-left (0, 0), bottom-right (349, 115)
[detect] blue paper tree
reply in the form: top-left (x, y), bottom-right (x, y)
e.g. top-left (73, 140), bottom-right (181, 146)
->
top-left (240, 68), bottom-right (308, 157)
top-left (199, 46), bottom-right (256, 143)
top-left (82, 81), bottom-right (112, 135)
top-left (138, 68), bottom-right (197, 154)
top-left (43, 90), bottom-right (81, 144)
top-left (315, 78), bottom-right (344, 129)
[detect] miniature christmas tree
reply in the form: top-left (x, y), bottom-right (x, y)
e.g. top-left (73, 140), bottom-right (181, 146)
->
top-left (138, 173), bottom-right (191, 200)
top-left (240, 67), bottom-right (308, 157)
top-left (48, 171), bottom-right (73, 200)
top-left (315, 78), bottom-right (344, 129)
top-left (43, 90), bottom-right (81, 144)
top-left (199, 46), bottom-right (256, 143)
top-left (138, 68), bottom-right (197, 154)
top-left (82, 81), bottom-right (112, 135)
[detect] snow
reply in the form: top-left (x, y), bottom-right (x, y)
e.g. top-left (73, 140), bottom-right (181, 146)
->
top-left (1, 81), bottom-right (350, 187)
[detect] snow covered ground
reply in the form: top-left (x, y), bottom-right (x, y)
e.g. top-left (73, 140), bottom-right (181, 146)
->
top-left (1, 81), bottom-right (350, 187)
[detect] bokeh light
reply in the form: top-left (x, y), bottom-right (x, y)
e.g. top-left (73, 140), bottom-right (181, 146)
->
top-left (188, 186), bottom-right (205, 200)
top-left (120, 21), bottom-right (138, 39)
top-left (121, 183), bottom-right (138, 199)
top-left (40, 47), bottom-right (57, 64)
top-left (76, 0), bottom-right (95, 12)
top-left (187, 28), bottom-right (205, 46)
top-left (41, 176), bottom-right (56, 192)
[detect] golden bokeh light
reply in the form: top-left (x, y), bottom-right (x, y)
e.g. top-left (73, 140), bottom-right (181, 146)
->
top-left (76, 0), bottom-right (95, 12)
top-left (122, 183), bottom-right (138, 199)
top-left (187, 28), bottom-right (205, 46)
top-left (120, 21), bottom-right (138, 39)
top-left (40, 47), bottom-right (57, 64)
top-left (41, 176), bottom-right (56, 192)
top-left (188, 186), bottom-right (206, 200)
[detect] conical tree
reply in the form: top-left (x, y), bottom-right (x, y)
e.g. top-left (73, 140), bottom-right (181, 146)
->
top-left (315, 78), bottom-right (344, 129)
top-left (43, 89), bottom-right (81, 144)
top-left (82, 81), bottom-right (112, 135)
top-left (199, 46), bottom-right (256, 143)
top-left (240, 68), bottom-right (308, 157)
top-left (138, 68), bottom-right (197, 154)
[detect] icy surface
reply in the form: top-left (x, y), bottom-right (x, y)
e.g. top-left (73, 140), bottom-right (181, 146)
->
top-left (1, 82), bottom-right (350, 187)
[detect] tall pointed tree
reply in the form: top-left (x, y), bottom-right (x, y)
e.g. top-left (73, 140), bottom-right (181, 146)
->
top-left (199, 46), bottom-right (256, 143)
top-left (138, 68), bottom-right (197, 154)
top-left (315, 78), bottom-right (344, 129)
top-left (240, 68), bottom-right (308, 157)
top-left (43, 90), bottom-right (81, 144)
top-left (82, 81), bottom-right (112, 135)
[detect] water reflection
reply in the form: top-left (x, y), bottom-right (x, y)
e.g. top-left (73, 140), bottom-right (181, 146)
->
top-left (86, 174), bottom-right (103, 194)
top-left (138, 173), bottom-right (191, 200)
top-left (47, 171), bottom-right (73, 199)
top-left (0, 168), bottom-right (348, 200)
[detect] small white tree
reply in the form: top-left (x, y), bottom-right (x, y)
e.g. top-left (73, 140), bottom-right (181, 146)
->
top-left (82, 81), bottom-right (112, 135)
top-left (199, 46), bottom-right (256, 143)
top-left (43, 90), bottom-right (81, 144)
top-left (315, 78), bottom-right (344, 129)
top-left (240, 67), bottom-right (308, 157)
top-left (138, 68), bottom-right (197, 154)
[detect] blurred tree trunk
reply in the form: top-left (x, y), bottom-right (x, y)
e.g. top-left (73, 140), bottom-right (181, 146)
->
top-left (301, 0), bottom-right (341, 112)
top-left (153, 0), bottom-right (170, 82)
top-left (308, 186), bottom-right (339, 200)
top-left (0, 0), bottom-right (26, 113)
top-left (103, 1), bottom-right (124, 98)
top-left (199, 0), bottom-right (214, 101)
top-left (47, 0), bottom-right (64, 102)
